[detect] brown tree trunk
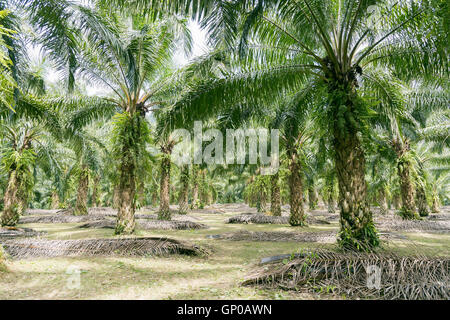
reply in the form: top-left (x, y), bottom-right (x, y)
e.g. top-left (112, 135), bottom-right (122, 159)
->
top-left (151, 191), bottom-right (157, 207)
top-left (270, 172), bottom-right (281, 216)
top-left (378, 189), bottom-right (388, 215)
top-left (51, 191), bottom-right (60, 209)
top-left (178, 165), bottom-right (189, 215)
top-left (308, 186), bottom-right (318, 210)
top-left (74, 165), bottom-right (89, 216)
top-left (393, 194), bottom-right (401, 210)
top-left (199, 170), bottom-right (207, 209)
top-left (393, 140), bottom-right (419, 219)
top-left (113, 185), bottom-right (120, 209)
top-left (431, 195), bottom-right (440, 213)
top-left (416, 185), bottom-right (429, 217)
top-left (191, 165), bottom-right (199, 209)
top-left (158, 151), bottom-right (172, 220)
top-left (1, 171), bottom-right (21, 227)
top-left (115, 145), bottom-right (136, 235)
top-left (288, 152), bottom-right (306, 226)
top-left (92, 175), bottom-right (100, 207)
top-left (257, 187), bottom-right (267, 213)
top-left (137, 180), bottom-right (145, 207)
top-left (333, 112), bottom-right (378, 250)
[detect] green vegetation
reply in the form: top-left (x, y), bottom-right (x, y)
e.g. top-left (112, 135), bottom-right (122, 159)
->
top-left (0, 0), bottom-right (448, 300)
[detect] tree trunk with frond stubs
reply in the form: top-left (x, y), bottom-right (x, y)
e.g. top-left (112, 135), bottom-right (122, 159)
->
top-left (158, 142), bottom-right (173, 220)
top-left (393, 139), bottom-right (419, 220)
top-left (191, 165), bottom-right (199, 209)
top-left (288, 152), bottom-right (306, 226)
top-left (74, 165), bottom-right (89, 216)
top-left (91, 175), bottom-right (100, 207)
top-left (1, 171), bottom-right (21, 227)
top-left (308, 187), bottom-right (318, 210)
top-left (416, 185), bottom-right (429, 217)
top-left (393, 194), bottom-right (401, 210)
top-left (178, 165), bottom-right (189, 215)
top-left (270, 172), bottom-right (281, 216)
top-left (431, 195), bottom-right (440, 213)
top-left (113, 185), bottom-right (120, 209)
top-left (115, 143), bottom-right (136, 235)
top-left (51, 191), bottom-right (60, 209)
top-left (330, 89), bottom-right (379, 251)
top-left (379, 189), bottom-right (388, 215)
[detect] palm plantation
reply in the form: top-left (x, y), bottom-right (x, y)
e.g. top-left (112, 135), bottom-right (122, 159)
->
top-left (0, 0), bottom-right (448, 300)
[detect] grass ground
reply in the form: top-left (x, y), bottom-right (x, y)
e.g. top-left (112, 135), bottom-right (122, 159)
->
top-left (0, 205), bottom-right (448, 300)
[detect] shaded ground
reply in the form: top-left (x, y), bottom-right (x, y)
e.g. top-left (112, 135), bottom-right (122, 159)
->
top-left (0, 204), bottom-right (449, 299)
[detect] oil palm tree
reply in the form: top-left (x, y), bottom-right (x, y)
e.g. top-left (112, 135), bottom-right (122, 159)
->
top-left (73, 7), bottom-right (192, 233)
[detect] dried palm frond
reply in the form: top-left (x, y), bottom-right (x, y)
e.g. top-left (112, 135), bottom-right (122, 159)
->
top-left (1, 237), bottom-right (206, 259)
top-left (227, 213), bottom-right (330, 225)
top-left (243, 248), bottom-right (450, 300)
top-left (227, 214), bottom-right (289, 224)
top-left (19, 214), bottom-right (111, 224)
top-left (0, 227), bottom-right (45, 239)
top-left (375, 215), bottom-right (450, 233)
top-left (23, 209), bottom-right (60, 216)
top-left (78, 218), bottom-right (207, 230)
top-left (136, 220), bottom-right (208, 230)
top-left (218, 231), bottom-right (336, 243)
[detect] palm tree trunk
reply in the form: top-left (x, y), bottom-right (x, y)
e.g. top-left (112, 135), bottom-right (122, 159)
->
top-left (115, 145), bottom-right (136, 235)
top-left (397, 158), bottom-right (419, 219)
top-left (270, 172), bottom-right (281, 216)
top-left (393, 194), bottom-right (401, 210)
top-left (416, 185), bottom-right (429, 217)
top-left (431, 195), bottom-right (440, 213)
top-left (137, 180), bottom-right (145, 207)
top-left (199, 170), bottom-right (207, 209)
top-left (1, 171), bottom-right (21, 227)
top-left (288, 152), bottom-right (306, 226)
top-left (191, 165), bottom-right (199, 209)
top-left (51, 191), bottom-right (60, 209)
top-left (74, 165), bottom-right (89, 216)
top-left (178, 165), bottom-right (189, 215)
top-left (308, 186), bottom-right (318, 210)
top-left (92, 176), bottom-right (100, 207)
top-left (113, 185), bottom-right (120, 209)
top-left (378, 189), bottom-right (388, 215)
top-left (333, 113), bottom-right (378, 250)
top-left (257, 187), bottom-right (267, 213)
top-left (158, 154), bottom-right (171, 220)
top-left (151, 191), bottom-right (157, 207)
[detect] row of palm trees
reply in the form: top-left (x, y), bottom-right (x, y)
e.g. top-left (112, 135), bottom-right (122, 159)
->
top-left (0, 0), bottom-right (448, 251)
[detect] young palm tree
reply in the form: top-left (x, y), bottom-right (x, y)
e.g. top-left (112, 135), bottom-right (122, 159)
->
top-left (73, 8), bottom-right (192, 233)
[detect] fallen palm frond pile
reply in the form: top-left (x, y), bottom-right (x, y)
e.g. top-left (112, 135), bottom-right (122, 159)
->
top-left (227, 214), bottom-right (289, 224)
top-left (215, 231), bottom-right (336, 243)
top-left (428, 213), bottom-right (450, 221)
top-left (23, 209), bottom-right (60, 216)
top-left (78, 217), bottom-right (207, 230)
top-left (78, 220), bottom-right (115, 229)
top-left (375, 215), bottom-right (450, 233)
top-left (243, 248), bottom-right (450, 300)
top-left (227, 213), bottom-right (331, 225)
top-left (208, 231), bottom-right (404, 243)
top-left (137, 220), bottom-right (208, 230)
top-left (1, 237), bottom-right (206, 259)
top-left (0, 227), bottom-right (44, 239)
top-left (19, 214), bottom-right (110, 224)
